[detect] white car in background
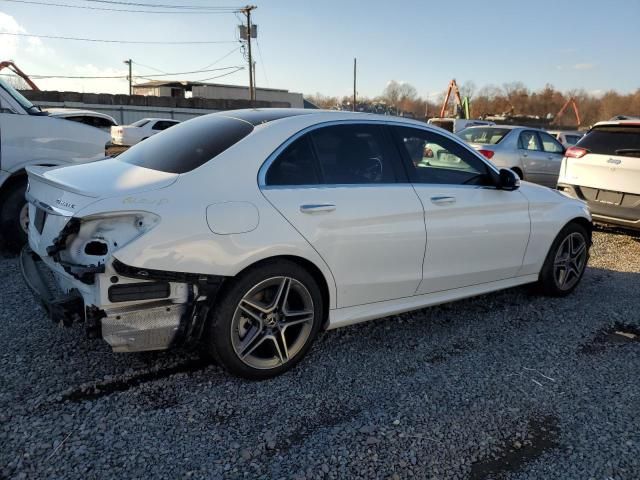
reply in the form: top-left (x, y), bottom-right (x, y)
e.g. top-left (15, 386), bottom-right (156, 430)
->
top-left (111, 118), bottom-right (180, 146)
top-left (45, 108), bottom-right (118, 132)
top-left (548, 130), bottom-right (584, 148)
top-left (558, 120), bottom-right (640, 231)
top-left (0, 79), bottom-right (108, 250)
top-left (22, 109), bottom-right (591, 379)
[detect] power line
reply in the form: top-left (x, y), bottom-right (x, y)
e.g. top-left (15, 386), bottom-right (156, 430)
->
top-left (199, 45), bottom-right (241, 71)
top-left (0, 0), bottom-right (238, 14)
top-left (192, 66), bottom-right (245, 82)
top-left (28, 65), bottom-right (244, 79)
top-left (81, 0), bottom-right (239, 10)
top-left (0, 32), bottom-right (239, 45)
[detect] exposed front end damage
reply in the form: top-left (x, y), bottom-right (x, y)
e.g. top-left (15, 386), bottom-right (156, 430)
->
top-left (22, 205), bottom-right (224, 353)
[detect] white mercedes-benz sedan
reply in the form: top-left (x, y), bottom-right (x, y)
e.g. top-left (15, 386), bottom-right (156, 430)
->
top-left (21, 109), bottom-right (592, 379)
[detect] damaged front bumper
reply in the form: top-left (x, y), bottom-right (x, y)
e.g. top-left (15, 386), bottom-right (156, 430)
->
top-left (20, 246), bottom-right (224, 353)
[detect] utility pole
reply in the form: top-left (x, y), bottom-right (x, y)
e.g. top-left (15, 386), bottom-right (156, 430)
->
top-left (253, 60), bottom-right (257, 100)
top-left (123, 59), bottom-right (132, 95)
top-left (353, 57), bottom-right (357, 112)
top-left (240, 5), bottom-right (257, 103)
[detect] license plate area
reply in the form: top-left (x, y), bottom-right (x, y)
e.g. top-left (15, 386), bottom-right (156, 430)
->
top-left (596, 190), bottom-right (623, 205)
top-left (34, 207), bottom-right (47, 234)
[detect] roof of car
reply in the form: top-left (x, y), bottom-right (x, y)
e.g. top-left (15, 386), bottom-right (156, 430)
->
top-left (593, 120), bottom-right (640, 128)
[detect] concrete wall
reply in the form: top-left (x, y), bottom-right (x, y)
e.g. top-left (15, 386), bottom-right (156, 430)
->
top-left (20, 90), bottom-right (292, 125)
top-left (192, 84), bottom-right (304, 108)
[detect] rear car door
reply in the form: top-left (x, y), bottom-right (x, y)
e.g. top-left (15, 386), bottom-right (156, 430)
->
top-left (390, 125), bottom-right (531, 294)
top-left (518, 130), bottom-right (548, 184)
top-left (538, 131), bottom-right (566, 186)
top-left (260, 122), bottom-right (426, 308)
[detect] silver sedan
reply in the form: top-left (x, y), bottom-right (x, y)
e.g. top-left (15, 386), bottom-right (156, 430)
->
top-left (457, 126), bottom-right (566, 187)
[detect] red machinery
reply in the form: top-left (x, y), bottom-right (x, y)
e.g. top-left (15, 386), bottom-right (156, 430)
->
top-left (0, 61), bottom-right (40, 91)
top-left (554, 97), bottom-right (581, 127)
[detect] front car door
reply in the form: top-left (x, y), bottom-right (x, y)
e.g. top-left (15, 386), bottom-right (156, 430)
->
top-left (390, 125), bottom-right (531, 294)
top-left (517, 130), bottom-right (548, 185)
top-left (538, 131), bottom-right (566, 186)
top-left (260, 122), bottom-right (426, 308)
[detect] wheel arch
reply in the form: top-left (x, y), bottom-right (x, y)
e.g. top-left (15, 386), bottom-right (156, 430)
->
top-left (218, 254), bottom-right (333, 329)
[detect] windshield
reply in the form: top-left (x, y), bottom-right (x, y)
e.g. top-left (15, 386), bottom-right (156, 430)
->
top-left (0, 78), bottom-right (41, 114)
top-left (457, 127), bottom-right (510, 145)
top-left (118, 114), bottom-right (254, 174)
top-left (578, 126), bottom-right (640, 158)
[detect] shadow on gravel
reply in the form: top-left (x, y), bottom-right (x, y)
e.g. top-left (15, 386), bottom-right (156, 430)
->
top-left (578, 322), bottom-right (640, 355)
top-left (60, 357), bottom-right (212, 402)
top-left (469, 415), bottom-right (560, 480)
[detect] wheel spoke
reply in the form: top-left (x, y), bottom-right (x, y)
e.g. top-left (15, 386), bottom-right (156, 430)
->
top-left (571, 241), bottom-right (586, 259)
top-left (270, 277), bottom-right (291, 312)
top-left (239, 300), bottom-right (266, 323)
top-left (270, 332), bottom-right (289, 364)
top-left (238, 324), bottom-right (266, 359)
top-left (282, 312), bottom-right (314, 329)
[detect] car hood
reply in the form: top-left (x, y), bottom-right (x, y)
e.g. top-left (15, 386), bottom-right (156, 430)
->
top-left (26, 159), bottom-right (178, 215)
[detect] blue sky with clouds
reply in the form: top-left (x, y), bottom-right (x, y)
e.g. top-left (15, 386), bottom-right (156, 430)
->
top-left (1, 0), bottom-right (638, 98)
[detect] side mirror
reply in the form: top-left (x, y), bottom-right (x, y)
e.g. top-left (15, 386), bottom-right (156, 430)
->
top-left (498, 168), bottom-right (520, 191)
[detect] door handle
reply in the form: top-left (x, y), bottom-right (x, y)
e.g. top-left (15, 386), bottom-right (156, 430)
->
top-left (300, 203), bottom-right (336, 214)
top-left (523, 153), bottom-right (528, 158)
top-left (430, 195), bottom-right (456, 205)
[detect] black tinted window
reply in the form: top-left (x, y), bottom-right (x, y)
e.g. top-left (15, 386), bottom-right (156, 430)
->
top-left (578, 126), bottom-right (640, 158)
top-left (539, 132), bottom-right (564, 153)
top-left (119, 115), bottom-right (253, 173)
top-left (266, 135), bottom-right (318, 186)
top-left (393, 126), bottom-right (492, 185)
top-left (153, 120), bottom-right (178, 131)
top-left (309, 124), bottom-right (398, 184)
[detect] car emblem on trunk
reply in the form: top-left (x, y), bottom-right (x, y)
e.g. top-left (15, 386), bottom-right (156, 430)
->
top-left (607, 158), bottom-right (622, 165)
top-left (55, 198), bottom-right (76, 209)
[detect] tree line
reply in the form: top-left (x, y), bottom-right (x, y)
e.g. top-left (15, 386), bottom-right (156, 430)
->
top-left (306, 81), bottom-right (640, 127)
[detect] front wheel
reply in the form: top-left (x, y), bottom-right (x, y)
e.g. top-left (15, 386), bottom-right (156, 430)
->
top-left (203, 260), bottom-right (324, 379)
top-left (536, 222), bottom-right (590, 296)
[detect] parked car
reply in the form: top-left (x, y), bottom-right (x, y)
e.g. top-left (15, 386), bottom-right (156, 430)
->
top-left (22, 109), bottom-right (591, 379)
top-left (547, 130), bottom-right (584, 148)
top-left (111, 118), bottom-right (180, 146)
top-left (557, 120), bottom-right (640, 231)
top-left (427, 117), bottom-right (495, 133)
top-left (458, 125), bottom-right (566, 187)
top-left (45, 108), bottom-right (118, 131)
top-left (0, 79), bottom-right (109, 250)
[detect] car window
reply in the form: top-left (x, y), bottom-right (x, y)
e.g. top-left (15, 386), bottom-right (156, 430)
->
top-left (457, 127), bottom-right (510, 145)
top-left (152, 120), bottom-right (178, 131)
top-left (309, 124), bottom-right (399, 184)
top-left (131, 119), bottom-right (150, 127)
top-left (119, 115), bottom-right (253, 174)
top-left (265, 135), bottom-right (319, 186)
top-left (577, 126), bottom-right (640, 158)
top-left (392, 126), bottom-right (492, 186)
top-left (539, 132), bottom-right (565, 153)
top-left (565, 135), bottom-right (582, 145)
top-left (518, 131), bottom-right (542, 151)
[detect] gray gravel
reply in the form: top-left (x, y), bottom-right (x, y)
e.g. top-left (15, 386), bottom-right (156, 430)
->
top-left (1, 230), bottom-right (639, 480)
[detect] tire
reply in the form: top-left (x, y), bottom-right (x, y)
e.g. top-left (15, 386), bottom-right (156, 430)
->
top-left (203, 260), bottom-right (324, 379)
top-left (536, 222), bottom-right (589, 296)
top-left (0, 180), bottom-right (28, 252)
top-left (511, 167), bottom-right (524, 180)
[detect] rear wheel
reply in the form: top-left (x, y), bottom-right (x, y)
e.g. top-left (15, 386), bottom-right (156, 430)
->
top-left (511, 167), bottom-right (524, 180)
top-left (203, 260), bottom-right (324, 379)
top-left (536, 222), bottom-right (589, 296)
top-left (0, 180), bottom-right (28, 252)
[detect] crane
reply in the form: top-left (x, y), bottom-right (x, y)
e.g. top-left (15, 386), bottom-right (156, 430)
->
top-left (553, 97), bottom-right (581, 127)
top-left (0, 61), bottom-right (40, 91)
top-left (439, 79), bottom-right (470, 119)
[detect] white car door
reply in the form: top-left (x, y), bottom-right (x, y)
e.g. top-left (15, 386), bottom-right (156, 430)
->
top-left (390, 125), bottom-right (531, 294)
top-left (260, 123), bottom-right (426, 308)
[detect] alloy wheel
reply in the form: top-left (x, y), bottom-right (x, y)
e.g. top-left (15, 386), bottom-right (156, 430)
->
top-left (553, 232), bottom-right (587, 291)
top-left (230, 276), bottom-right (315, 370)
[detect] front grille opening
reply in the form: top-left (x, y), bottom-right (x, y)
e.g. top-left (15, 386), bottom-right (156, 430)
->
top-left (85, 240), bottom-right (108, 256)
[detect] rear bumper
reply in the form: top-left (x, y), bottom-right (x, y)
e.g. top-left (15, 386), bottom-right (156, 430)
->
top-left (557, 183), bottom-right (640, 230)
top-left (20, 246), bottom-right (225, 352)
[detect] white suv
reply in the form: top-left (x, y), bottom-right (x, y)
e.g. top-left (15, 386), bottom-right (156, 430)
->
top-left (558, 120), bottom-right (640, 231)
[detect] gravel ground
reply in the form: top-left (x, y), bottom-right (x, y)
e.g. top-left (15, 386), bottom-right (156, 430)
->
top-left (1, 230), bottom-right (639, 480)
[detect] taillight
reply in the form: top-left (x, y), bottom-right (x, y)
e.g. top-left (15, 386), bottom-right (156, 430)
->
top-left (478, 149), bottom-right (495, 159)
top-left (565, 146), bottom-right (588, 158)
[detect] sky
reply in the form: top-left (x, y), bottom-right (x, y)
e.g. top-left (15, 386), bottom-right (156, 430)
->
top-left (1, 0), bottom-right (639, 99)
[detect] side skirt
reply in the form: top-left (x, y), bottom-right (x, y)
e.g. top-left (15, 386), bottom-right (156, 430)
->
top-left (327, 274), bottom-right (538, 330)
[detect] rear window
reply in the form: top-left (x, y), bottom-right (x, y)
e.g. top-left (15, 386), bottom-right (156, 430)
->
top-left (118, 115), bottom-right (254, 173)
top-left (578, 126), bottom-right (640, 158)
top-left (457, 127), bottom-right (510, 145)
top-left (130, 119), bottom-right (150, 127)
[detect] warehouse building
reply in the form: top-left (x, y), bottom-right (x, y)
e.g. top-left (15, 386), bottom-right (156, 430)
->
top-left (132, 80), bottom-right (304, 108)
